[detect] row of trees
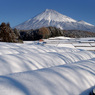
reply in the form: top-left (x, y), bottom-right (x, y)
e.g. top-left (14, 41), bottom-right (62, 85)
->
top-left (19, 26), bottom-right (95, 41)
top-left (0, 22), bottom-right (95, 42)
top-left (19, 27), bottom-right (64, 40)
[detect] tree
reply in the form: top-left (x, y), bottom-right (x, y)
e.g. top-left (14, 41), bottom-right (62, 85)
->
top-left (0, 22), bottom-right (22, 42)
top-left (38, 27), bottom-right (50, 39)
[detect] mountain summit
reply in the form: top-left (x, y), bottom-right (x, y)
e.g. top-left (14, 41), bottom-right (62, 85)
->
top-left (15, 9), bottom-right (95, 32)
top-left (33, 9), bottom-right (76, 23)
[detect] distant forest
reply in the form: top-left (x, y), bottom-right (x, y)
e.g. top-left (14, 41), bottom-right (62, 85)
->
top-left (19, 26), bottom-right (95, 41)
top-left (0, 22), bottom-right (95, 42)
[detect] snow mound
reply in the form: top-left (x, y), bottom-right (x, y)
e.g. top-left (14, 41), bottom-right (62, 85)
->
top-left (0, 60), bottom-right (95, 95)
top-left (0, 42), bottom-right (95, 75)
top-left (0, 39), bottom-right (95, 95)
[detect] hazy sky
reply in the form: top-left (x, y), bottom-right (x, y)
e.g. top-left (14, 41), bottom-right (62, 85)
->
top-left (0, 0), bottom-right (95, 27)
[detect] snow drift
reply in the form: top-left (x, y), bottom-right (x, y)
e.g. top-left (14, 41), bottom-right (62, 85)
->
top-left (0, 58), bottom-right (95, 95)
top-left (0, 42), bottom-right (95, 75)
top-left (0, 37), bottom-right (95, 95)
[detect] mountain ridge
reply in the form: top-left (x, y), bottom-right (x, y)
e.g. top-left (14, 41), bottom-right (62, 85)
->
top-left (15, 9), bottom-right (95, 32)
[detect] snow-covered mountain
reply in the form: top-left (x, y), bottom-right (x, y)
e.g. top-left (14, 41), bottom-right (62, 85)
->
top-left (15, 9), bottom-right (95, 32)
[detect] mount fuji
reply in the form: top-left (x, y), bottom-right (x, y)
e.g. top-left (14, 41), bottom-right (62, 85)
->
top-left (15, 9), bottom-right (95, 32)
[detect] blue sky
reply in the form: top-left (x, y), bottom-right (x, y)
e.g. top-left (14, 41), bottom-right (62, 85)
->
top-left (0, 0), bottom-right (95, 27)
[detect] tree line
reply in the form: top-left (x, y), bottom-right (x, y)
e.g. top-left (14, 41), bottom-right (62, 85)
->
top-left (19, 26), bottom-right (95, 40)
top-left (0, 22), bottom-right (95, 42)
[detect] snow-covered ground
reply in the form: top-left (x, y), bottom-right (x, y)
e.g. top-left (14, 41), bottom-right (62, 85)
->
top-left (45, 37), bottom-right (95, 51)
top-left (0, 37), bottom-right (95, 95)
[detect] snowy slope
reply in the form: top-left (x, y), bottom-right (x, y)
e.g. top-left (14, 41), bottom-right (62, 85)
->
top-left (15, 9), bottom-right (95, 32)
top-left (0, 61), bottom-right (95, 95)
top-left (0, 41), bottom-right (95, 75)
top-left (33, 9), bottom-right (76, 22)
top-left (0, 37), bottom-right (95, 95)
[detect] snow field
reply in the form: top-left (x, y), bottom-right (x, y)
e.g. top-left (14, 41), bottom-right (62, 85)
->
top-left (0, 60), bottom-right (95, 95)
top-left (0, 42), bottom-right (95, 75)
top-left (0, 37), bottom-right (95, 95)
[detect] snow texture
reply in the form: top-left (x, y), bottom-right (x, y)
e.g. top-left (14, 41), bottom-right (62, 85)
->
top-left (0, 37), bottom-right (95, 95)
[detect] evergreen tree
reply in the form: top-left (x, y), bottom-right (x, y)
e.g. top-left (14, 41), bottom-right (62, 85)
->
top-left (0, 22), bottom-right (22, 43)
